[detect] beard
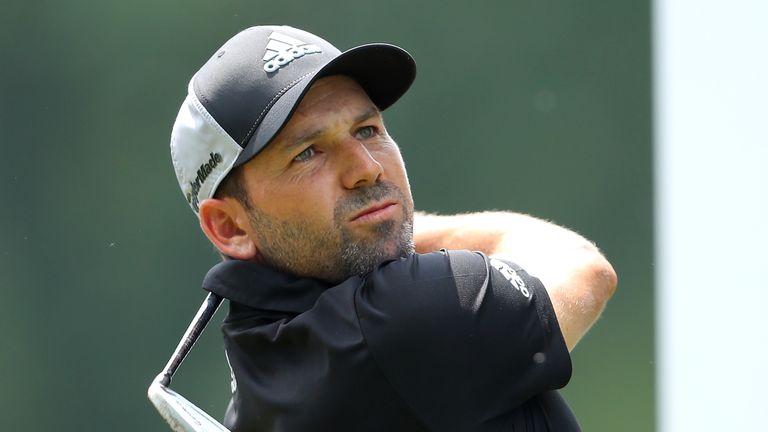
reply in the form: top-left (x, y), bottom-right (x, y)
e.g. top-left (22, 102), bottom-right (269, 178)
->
top-left (245, 180), bottom-right (415, 284)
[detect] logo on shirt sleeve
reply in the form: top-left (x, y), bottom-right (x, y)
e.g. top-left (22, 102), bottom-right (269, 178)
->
top-left (490, 258), bottom-right (531, 298)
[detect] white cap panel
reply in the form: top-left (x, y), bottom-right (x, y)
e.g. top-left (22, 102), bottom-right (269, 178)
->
top-left (170, 80), bottom-right (242, 214)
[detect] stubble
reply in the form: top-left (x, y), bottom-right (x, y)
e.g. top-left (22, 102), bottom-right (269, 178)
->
top-left (247, 180), bottom-right (414, 283)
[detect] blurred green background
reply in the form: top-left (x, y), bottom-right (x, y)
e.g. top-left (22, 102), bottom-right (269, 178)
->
top-left (0, 0), bottom-right (652, 430)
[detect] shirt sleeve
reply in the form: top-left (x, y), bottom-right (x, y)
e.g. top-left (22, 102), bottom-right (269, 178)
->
top-left (354, 250), bottom-right (572, 431)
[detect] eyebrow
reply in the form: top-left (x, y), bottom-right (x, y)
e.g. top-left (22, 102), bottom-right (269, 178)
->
top-left (281, 106), bottom-right (380, 153)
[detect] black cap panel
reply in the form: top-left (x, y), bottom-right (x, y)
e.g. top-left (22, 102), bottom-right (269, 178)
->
top-left (192, 26), bottom-right (342, 148)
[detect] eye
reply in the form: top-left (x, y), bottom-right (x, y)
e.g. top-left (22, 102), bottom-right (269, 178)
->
top-left (354, 126), bottom-right (376, 140)
top-left (293, 146), bottom-right (316, 162)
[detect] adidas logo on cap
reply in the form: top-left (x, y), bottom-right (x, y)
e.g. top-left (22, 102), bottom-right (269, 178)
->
top-left (262, 32), bottom-right (322, 73)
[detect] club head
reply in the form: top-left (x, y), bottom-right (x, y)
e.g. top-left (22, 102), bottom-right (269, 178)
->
top-left (148, 374), bottom-right (230, 432)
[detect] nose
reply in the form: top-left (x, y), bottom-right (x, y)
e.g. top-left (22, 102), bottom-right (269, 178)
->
top-left (339, 140), bottom-right (383, 189)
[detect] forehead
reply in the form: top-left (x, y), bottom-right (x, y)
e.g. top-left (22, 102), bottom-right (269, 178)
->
top-left (292, 75), bottom-right (376, 118)
top-left (241, 76), bottom-right (380, 169)
top-left (256, 75), bottom-right (379, 154)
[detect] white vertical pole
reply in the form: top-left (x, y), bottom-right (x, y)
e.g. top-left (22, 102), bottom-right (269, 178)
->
top-left (654, 1), bottom-right (768, 430)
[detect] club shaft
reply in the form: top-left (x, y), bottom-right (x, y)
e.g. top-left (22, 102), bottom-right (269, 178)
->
top-left (159, 292), bottom-right (224, 386)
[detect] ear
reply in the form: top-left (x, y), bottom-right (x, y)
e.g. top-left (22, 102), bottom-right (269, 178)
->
top-left (198, 198), bottom-right (259, 260)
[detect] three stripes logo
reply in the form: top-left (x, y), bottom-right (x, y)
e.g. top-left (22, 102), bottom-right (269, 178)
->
top-left (262, 32), bottom-right (322, 73)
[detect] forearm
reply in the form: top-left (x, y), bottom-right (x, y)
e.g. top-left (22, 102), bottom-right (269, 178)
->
top-left (415, 211), bottom-right (590, 255)
top-left (414, 211), bottom-right (617, 351)
top-left (414, 211), bottom-right (504, 254)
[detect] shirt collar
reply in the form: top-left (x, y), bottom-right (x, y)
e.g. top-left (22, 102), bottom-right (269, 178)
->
top-left (202, 260), bottom-right (335, 313)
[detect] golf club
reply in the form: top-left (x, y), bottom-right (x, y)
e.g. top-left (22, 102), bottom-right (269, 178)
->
top-left (147, 292), bottom-right (230, 432)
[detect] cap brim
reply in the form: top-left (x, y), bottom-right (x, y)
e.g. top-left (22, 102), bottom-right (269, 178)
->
top-left (233, 43), bottom-right (416, 167)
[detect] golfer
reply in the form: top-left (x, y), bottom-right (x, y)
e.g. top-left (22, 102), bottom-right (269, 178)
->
top-left (170, 25), bottom-right (617, 431)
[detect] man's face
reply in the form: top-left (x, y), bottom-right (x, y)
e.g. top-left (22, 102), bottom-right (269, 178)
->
top-left (237, 75), bottom-right (415, 283)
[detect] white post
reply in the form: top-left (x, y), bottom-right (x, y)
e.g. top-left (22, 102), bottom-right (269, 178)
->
top-left (654, 1), bottom-right (768, 430)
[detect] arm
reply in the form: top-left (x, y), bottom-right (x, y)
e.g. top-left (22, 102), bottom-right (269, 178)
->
top-left (414, 211), bottom-right (617, 352)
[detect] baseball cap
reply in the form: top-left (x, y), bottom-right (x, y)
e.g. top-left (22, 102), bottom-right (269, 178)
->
top-left (170, 25), bottom-right (417, 214)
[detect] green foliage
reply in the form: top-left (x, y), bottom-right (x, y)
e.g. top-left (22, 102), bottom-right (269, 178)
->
top-left (0, 1), bottom-right (652, 430)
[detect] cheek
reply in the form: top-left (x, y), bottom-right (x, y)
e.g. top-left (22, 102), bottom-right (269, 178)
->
top-left (244, 160), bottom-right (340, 227)
top-left (261, 182), bottom-right (339, 225)
top-left (382, 154), bottom-right (411, 192)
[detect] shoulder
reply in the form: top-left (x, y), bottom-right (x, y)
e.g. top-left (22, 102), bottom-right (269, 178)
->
top-left (355, 249), bottom-right (561, 349)
top-left (357, 250), bottom-right (491, 317)
top-left (364, 249), bottom-right (487, 290)
top-left (358, 250), bottom-right (544, 318)
top-left (354, 251), bottom-right (573, 428)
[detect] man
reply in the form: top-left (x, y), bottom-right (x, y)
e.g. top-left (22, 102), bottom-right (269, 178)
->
top-left (170, 25), bottom-right (616, 431)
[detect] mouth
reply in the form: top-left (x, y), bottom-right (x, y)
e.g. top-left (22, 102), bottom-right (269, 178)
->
top-left (349, 201), bottom-right (399, 224)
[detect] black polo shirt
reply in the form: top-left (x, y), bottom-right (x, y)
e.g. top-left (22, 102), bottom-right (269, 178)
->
top-left (203, 250), bottom-right (580, 431)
